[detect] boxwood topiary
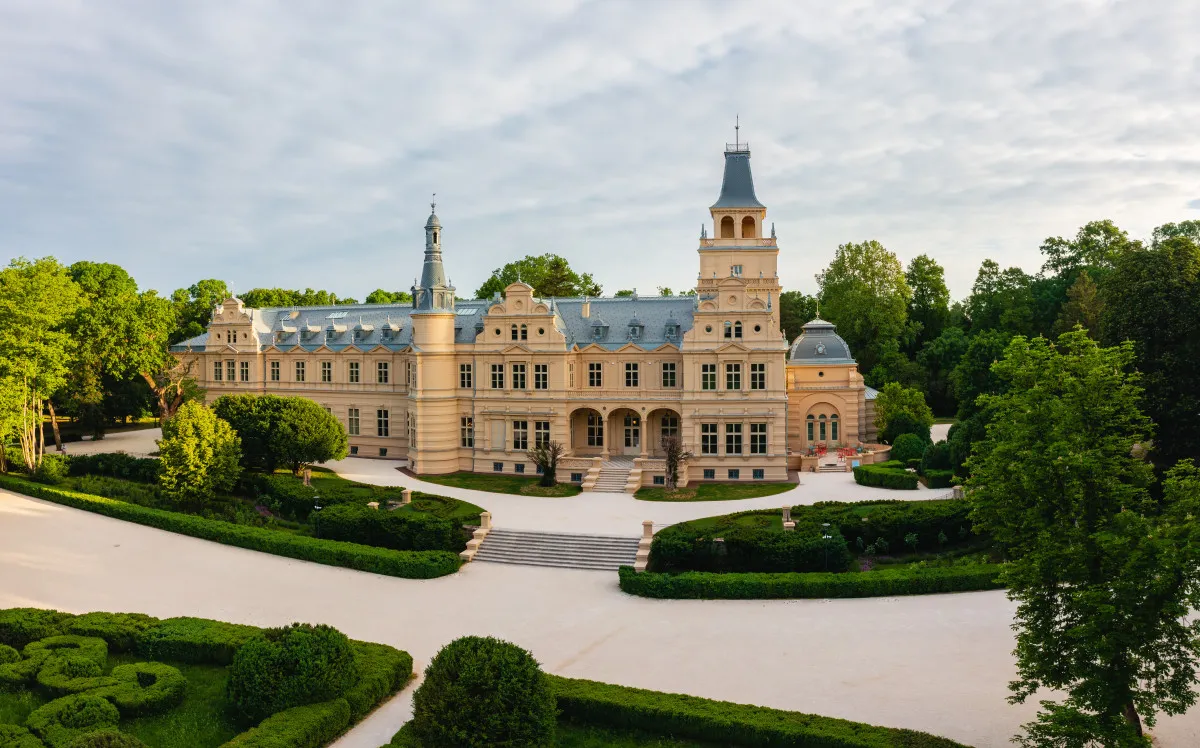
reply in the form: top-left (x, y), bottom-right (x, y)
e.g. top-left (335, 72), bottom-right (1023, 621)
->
top-left (35, 652), bottom-right (118, 696)
top-left (94, 662), bottom-right (186, 717)
top-left (890, 433), bottom-right (927, 464)
top-left (25, 693), bottom-right (120, 748)
top-left (0, 609), bottom-right (74, 649)
top-left (0, 724), bottom-right (46, 748)
top-left (66, 730), bottom-right (147, 748)
top-left (0, 644), bottom-right (20, 665)
top-left (66, 614), bottom-right (159, 654)
top-left (410, 636), bottom-right (555, 748)
top-left (135, 617), bottom-right (259, 665)
top-left (0, 648), bottom-right (51, 691)
top-left (24, 637), bottom-right (108, 671)
top-left (227, 623), bottom-right (359, 722)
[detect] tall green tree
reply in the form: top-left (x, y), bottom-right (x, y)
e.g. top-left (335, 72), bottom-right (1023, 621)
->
top-left (213, 394), bottom-right (347, 474)
top-left (0, 258), bottom-right (81, 469)
top-left (779, 290), bottom-right (818, 344)
top-left (904, 254), bottom-right (950, 353)
top-left (966, 260), bottom-right (1036, 336)
top-left (240, 288), bottom-right (361, 308)
top-left (170, 279), bottom-right (229, 343)
top-left (158, 400), bottom-right (243, 505)
top-left (917, 327), bottom-right (969, 416)
top-left (817, 240), bottom-right (913, 375)
top-left (1052, 270), bottom-right (1102, 338)
top-left (1101, 235), bottom-right (1200, 467)
top-left (475, 254), bottom-right (601, 299)
top-left (872, 382), bottom-right (934, 439)
top-left (968, 331), bottom-right (1200, 744)
top-left (1151, 220), bottom-right (1200, 246)
top-left (1039, 219), bottom-right (1135, 277)
top-left (364, 289), bottom-right (414, 304)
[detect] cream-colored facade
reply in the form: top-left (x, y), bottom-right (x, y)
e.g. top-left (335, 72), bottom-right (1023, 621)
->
top-left (172, 142), bottom-right (874, 487)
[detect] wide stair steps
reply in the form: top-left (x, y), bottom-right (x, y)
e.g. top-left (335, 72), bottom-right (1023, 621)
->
top-left (472, 528), bottom-right (640, 571)
top-left (590, 461), bottom-right (633, 493)
top-left (817, 463), bottom-right (844, 473)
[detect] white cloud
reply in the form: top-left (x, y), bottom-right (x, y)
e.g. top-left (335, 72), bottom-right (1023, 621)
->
top-left (0, 0), bottom-right (1197, 300)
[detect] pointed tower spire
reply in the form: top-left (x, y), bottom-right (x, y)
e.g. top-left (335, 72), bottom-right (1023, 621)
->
top-left (414, 199), bottom-right (455, 312)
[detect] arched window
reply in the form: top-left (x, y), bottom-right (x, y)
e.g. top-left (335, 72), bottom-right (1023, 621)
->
top-left (741, 216), bottom-right (755, 238)
top-left (510, 324), bottom-right (518, 341)
top-left (733, 321), bottom-right (743, 338)
top-left (520, 324), bottom-right (528, 341)
top-left (806, 414), bottom-right (815, 441)
top-left (831, 414), bottom-right (839, 441)
top-left (433, 230), bottom-right (439, 243)
top-left (720, 216), bottom-right (735, 238)
top-left (819, 414), bottom-right (827, 441)
top-left (723, 320), bottom-right (733, 339)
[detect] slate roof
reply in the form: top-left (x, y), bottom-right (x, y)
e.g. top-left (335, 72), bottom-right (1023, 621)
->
top-left (554, 296), bottom-right (694, 350)
top-left (711, 149), bottom-right (765, 209)
top-left (787, 318), bottom-right (856, 365)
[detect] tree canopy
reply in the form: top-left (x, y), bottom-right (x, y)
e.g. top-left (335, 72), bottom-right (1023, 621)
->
top-left (904, 254), bottom-right (950, 353)
top-left (779, 290), bottom-right (818, 344)
top-left (158, 400), bottom-right (243, 505)
top-left (213, 394), bottom-right (347, 474)
top-left (817, 240), bottom-right (912, 375)
top-left (240, 287), bottom-right (360, 308)
top-left (475, 254), bottom-right (601, 299)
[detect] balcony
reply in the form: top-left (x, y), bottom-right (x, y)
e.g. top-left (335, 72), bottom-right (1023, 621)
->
top-left (699, 237), bottom-right (777, 248)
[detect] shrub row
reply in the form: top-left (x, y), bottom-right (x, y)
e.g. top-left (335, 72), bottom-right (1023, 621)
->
top-left (65, 454), bottom-right (161, 484)
top-left (852, 461), bottom-right (919, 490)
top-left (548, 674), bottom-right (971, 748)
top-left (133, 617), bottom-right (259, 665)
top-left (222, 698), bottom-right (351, 748)
top-left (0, 475), bottom-right (461, 580)
top-left (238, 473), bottom-right (405, 522)
top-left (0, 724), bottom-right (46, 748)
top-left (618, 564), bottom-right (1006, 600)
top-left (312, 504), bottom-right (463, 553)
top-left (648, 525), bottom-right (853, 574)
top-left (802, 499), bottom-right (974, 555)
top-left (921, 470), bottom-right (955, 489)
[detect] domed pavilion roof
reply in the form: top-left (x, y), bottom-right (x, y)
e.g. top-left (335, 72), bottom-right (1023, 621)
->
top-left (787, 318), bottom-right (856, 365)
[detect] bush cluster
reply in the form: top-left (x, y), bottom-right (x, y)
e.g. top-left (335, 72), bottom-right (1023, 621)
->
top-left (134, 617), bottom-right (259, 665)
top-left (25, 693), bottom-right (120, 748)
top-left (0, 724), bottom-right (46, 748)
top-left (618, 564), bottom-right (1006, 600)
top-left (410, 636), bottom-right (556, 748)
top-left (65, 454), bottom-right (161, 484)
top-left (853, 461), bottom-right (919, 490)
top-left (922, 470), bottom-right (955, 489)
top-left (0, 608), bottom-right (75, 648)
top-left (96, 662), bottom-right (187, 716)
top-left (31, 455), bottom-right (69, 485)
top-left (805, 499), bottom-right (974, 556)
top-left (549, 674), bottom-right (970, 748)
top-left (0, 476), bottom-right (462, 580)
top-left (228, 624), bottom-right (359, 722)
top-left (890, 433), bottom-right (928, 463)
top-left (312, 504), bottom-right (463, 553)
top-left (649, 525), bottom-right (852, 574)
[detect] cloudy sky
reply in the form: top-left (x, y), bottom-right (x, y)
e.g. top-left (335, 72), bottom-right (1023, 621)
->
top-left (0, 0), bottom-right (1196, 301)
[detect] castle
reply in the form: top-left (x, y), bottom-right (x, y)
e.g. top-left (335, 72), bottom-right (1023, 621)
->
top-left (171, 140), bottom-right (878, 489)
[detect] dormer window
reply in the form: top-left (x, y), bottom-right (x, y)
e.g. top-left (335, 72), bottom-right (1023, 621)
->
top-left (628, 326), bottom-right (641, 341)
top-left (665, 323), bottom-right (679, 341)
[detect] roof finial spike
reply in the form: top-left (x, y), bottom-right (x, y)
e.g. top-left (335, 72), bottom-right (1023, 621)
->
top-left (430, 192), bottom-right (436, 213)
top-left (734, 115), bottom-right (740, 150)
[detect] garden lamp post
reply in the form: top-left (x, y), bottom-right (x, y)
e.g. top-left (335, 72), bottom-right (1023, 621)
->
top-left (313, 496), bottom-right (322, 538)
top-left (822, 522), bottom-right (832, 571)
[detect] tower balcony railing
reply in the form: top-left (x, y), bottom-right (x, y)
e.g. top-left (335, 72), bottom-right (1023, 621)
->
top-left (699, 237), bottom-right (777, 248)
top-left (725, 142), bottom-right (750, 153)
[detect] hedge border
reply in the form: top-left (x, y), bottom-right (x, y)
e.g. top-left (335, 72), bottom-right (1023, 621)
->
top-left (618, 563), bottom-right (1006, 600)
top-left (0, 475), bottom-right (460, 580)
top-left (852, 461), bottom-right (919, 490)
top-left (0, 608), bottom-right (414, 748)
top-left (547, 674), bottom-right (971, 748)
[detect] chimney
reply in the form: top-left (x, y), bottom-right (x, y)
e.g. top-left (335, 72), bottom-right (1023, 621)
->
top-left (581, 298), bottom-right (591, 318)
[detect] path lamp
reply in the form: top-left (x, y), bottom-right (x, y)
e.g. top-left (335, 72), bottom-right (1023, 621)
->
top-left (822, 522), bottom-right (832, 571)
top-left (313, 496), bottom-right (322, 538)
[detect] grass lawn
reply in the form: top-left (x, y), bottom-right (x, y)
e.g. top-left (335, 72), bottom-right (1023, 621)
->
top-left (0, 653), bottom-right (242, 748)
top-left (635, 482), bottom-right (795, 502)
top-left (417, 471), bottom-right (581, 497)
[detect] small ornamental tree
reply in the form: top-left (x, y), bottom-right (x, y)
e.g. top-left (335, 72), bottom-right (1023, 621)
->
top-left (213, 394), bottom-right (347, 474)
top-left (227, 623), bottom-right (358, 722)
top-left (526, 440), bottom-right (565, 487)
top-left (411, 636), bottom-right (555, 748)
top-left (874, 382), bottom-right (934, 441)
top-left (880, 411), bottom-right (932, 444)
top-left (969, 330), bottom-right (1200, 745)
top-left (661, 435), bottom-right (692, 491)
top-left (889, 433), bottom-right (926, 463)
top-left (157, 400), bottom-right (242, 505)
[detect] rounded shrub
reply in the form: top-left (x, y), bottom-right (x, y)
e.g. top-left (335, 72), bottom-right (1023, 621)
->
top-left (411, 636), bottom-right (556, 748)
top-left (227, 623), bottom-right (358, 722)
top-left (66, 613), bottom-right (159, 654)
top-left (880, 411), bottom-right (931, 444)
top-left (0, 724), bottom-right (46, 748)
top-left (0, 644), bottom-right (19, 665)
top-left (0, 608), bottom-right (74, 648)
top-left (920, 440), bottom-right (952, 474)
top-left (31, 455), bottom-right (69, 485)
top-left (25, 637), bottom-right (108, 670)
top-left (889, 433), bottom-right (927, 464)
top-left (68, 730), bottom-right (148, 748)
top-left (36, 651), bottom-right (117, 696)
top-left (26, 693), bottom-right (120, 748)
top-left (97, 662), bottom-right (187, 717)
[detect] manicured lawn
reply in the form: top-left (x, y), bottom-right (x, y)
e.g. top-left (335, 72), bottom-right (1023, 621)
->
top-left (418, 471), bottom-right (582, 497)
top-left (635, 482), bottom-right (795, 502)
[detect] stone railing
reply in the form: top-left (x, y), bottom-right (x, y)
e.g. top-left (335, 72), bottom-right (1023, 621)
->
top-left (460, 511), bottom-right (493, 562)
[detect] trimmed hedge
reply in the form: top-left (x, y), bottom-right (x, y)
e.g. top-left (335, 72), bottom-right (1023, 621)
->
top-left (853, 461), bottom-right (919, 490)
top-left (65, 454), bottom-right (160, 485)
top-left (220, 699), bottom-right (351, 748)
top-left (0, 724), bottom-right (46, 747)
top-left (26, 693), bottom-right (120, 748)
top-left (922, 470), bottom-right (955, 489)
top-left (548, 675), bottom-right (970, 748)
top-left (35, 653), bottom-right (116, 697)
top-left (96, 662), bottom-right (186, 717)
top-left (312, 504), bottom-right (463, 553)
top-left (649, 526), bottom-right (852, 574)
top-left (618, 564), bottom-right (1006, 600)
top-left (343, 642), bottom-right (414, 722)
top-left (135, 617), bottom-right (259, 666)
top-left (68, 729), bottom-right (149, 747)
top-left (65, 614), bottom-right (158, 654)
top-left (0, 608), bottom-right (74, 649)
top-left (804, 500), bottom-right (973, 556)
top-left (0, 476), bottom-right (461, 580)
top-left (228, 624), bottom-right (358, 722)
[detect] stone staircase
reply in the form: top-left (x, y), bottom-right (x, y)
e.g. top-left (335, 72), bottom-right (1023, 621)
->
top-left (472, 528), bottom-right (640, 571)
top-left (817, 462), bottom-right (845, 473)
top-left (589, 459), bottom-right (634, 493)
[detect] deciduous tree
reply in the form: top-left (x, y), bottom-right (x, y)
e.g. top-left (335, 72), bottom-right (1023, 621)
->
top-left (1052, 270), bottom-right (1102, 338)
top-left (872, 382), bottom-right (933, 440)
top-left (779, 290), bottom-right (818, 344)
top-left (526, 441), bottom-right (565, 487)
top-left (661, 435), bottom-right (693, 491)
top-left (475, 254), bottom-right (601, 299)
top-left (816, 240), bottom-right (912, 374)
top-left (966, 260), bottom-right (1036, 336)
top-left (904, 254), bottom-right (950, 353)
top-left (158, 400), bottom-right (242, 504)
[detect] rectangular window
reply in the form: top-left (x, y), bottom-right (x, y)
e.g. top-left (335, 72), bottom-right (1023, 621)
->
top-left (377, 362), bottom-right (389, 384)
top-left (493, 462), bottom-right (504, 473)
top-left (376, 409), bottom-right (389, 437)
top-left (379, 447), bottom-right (388, 457)
top-left (625, 362), bottom-right (639, 387)
top-left (753, 468), bottom-right (765, 480)
top-left (460, 364), bottom-right (472, 389)
top-left (515, 463), bottom-right (525, 474)
top-left (587, 413), bottom-right (604, 447)
top-left (270, 361), bottom-right (280, 382)
top-left (588, 362), bottom-right (602, 387)
top-left (661, 414), bottom-right (679, 439)
top-left (832, 417), bottom-right (839, 441)
top-left (213, 361), bottom-right (223, 382)
top-left (703, 468), bottom-right (715, 480)
top-left (728, 468), bottom-right (740, 480)
top-left (240, 361), bottom-right (249, 382)
top-left (820, 417), bottom-right (827, 441)
top-left (534, 364), bottom-right (548, 390)
top-left (725, 423), bottom-right (743, 455)
top-left (461, 417), bottom-right (474, 448)
top-left (661, 362), bottom-right (676, 388)
top-left (570, 472), bottom-right (583, 483)
top-left (534, 421), bottom-right (550, 447)
top-left (348, 361), bottom-right (360, 383)
top-left (701, 364), bottom-right (716, 390)
top-left (512, 420), bottom-right (528, 451)
top-left (347, 408), bottom-right (360, 436)
top-left (731, 264), bottom-right (743, 277)
top-left (653, 475), bottom-right (665, 485)
top-left (491, 364), bottom-right (504, 389)
top-left (512, 363), bottom-right (526, 390)
top-left (750, 362), bottom-right (766, 390)
top-left (321, 361), bottom-right (332, 383)
top-left (750, 423), bottom-right (767, 455)
top-left (226, 360), bottom-right (235, 382)
top-left (726, 363), bottom-right (741, 390)
top-left (295, 361), bottom-right (306, 382)
top-left (349, 446), bottom-right (358, 456)
top-left (807, 418), bottom-right (814, 441)
top-left (701, 423), bottom-right (718, 455)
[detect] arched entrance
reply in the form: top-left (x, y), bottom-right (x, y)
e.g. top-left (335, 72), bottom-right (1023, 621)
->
top-left (568, 407), bottom-right (605, 457)
top-left (608, 408), bottom-right (643, 457)
top-left (646, 408), bottom-right (683, 458)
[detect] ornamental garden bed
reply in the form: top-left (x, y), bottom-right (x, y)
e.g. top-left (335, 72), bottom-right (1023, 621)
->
top-left (414, 471), bottom-right (582, 497)
top-left (634, 482), bottom-right (795, 502)
top-left (623, 499), bottom-right (1004, 599)
top-left (0, 608), bottom-right (412, 748)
